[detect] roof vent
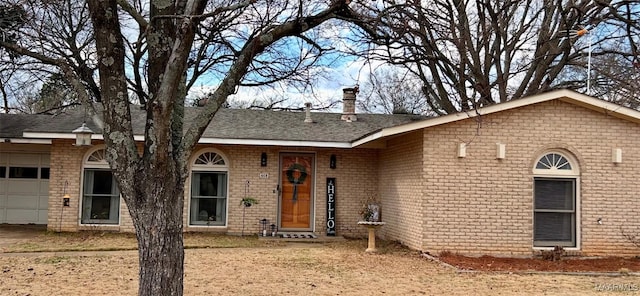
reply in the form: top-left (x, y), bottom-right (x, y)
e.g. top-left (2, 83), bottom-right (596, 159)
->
top-left (341, 86), bottom-right (358, 122)
top-left (304, 102), bottom-right (313, 123)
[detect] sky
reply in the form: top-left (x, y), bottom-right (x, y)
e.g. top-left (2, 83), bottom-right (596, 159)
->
top-left (187, 57), bottom-right (375, 112)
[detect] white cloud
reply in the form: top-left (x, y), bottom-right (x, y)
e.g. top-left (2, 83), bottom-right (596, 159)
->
top-left (187, 56), bottom-right (387, 112)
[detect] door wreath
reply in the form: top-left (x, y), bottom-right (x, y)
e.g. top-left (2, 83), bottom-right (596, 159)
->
top-left (286, 163), bottom-right (307, 184)
top-left (286, 163), bottom-right (307, 201)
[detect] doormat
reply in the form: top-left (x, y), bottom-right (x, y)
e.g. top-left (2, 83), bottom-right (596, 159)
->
top-left (279, 232), bottom-right (318, 239)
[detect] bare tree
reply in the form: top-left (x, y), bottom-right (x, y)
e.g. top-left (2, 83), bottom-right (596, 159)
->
top-left (358, 67), bottom-right (431, 115)
top-left (0, 69), bottom-right (12, 113)
top-left (0, 0), bottom-right (359, 295)
top-left (0, 3), bottom-right (25, 113)
top-left (346, 0), bottom-right (640, 115)
top-left (555, 52), bottom-right (640, 109)
top-left (12, 73), bottom-right (80, 114)
top-left (0, 4), bottom-right (25, 47)
top-left (0, 0), bottom-right (97, 112)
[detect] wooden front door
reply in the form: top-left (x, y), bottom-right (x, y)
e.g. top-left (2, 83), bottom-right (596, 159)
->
top-left (280, 154), bottom-right (314, 230)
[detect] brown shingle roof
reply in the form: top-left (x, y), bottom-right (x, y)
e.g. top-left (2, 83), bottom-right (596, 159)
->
top-left (0, 107), bottom-right (425, 144)
top-left (200, 108), bottom-right (423, 142)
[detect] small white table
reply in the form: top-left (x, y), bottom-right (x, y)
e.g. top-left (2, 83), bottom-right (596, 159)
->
top-left (357, 221), bottom-right (386, 252)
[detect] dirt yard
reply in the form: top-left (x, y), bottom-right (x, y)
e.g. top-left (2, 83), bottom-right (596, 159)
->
top-left (440, 252), bottom-right (640, 273)
top-left (1, 240), bottom-right (639, 295)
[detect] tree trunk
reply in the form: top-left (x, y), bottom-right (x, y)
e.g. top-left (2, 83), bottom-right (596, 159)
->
top-left (136, 217), bottom-right (184, 296)
top-left (129, 169), bottom-right (186, 296)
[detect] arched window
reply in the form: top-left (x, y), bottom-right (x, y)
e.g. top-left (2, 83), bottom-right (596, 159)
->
top-left (189, 149), bottom-right (229, 226)
top-left (81, 147), bottom-right (120, 225)
top-left (194, 151), bottom-right (226, 166)
top-left (534, 152), bottom-right (575, 173)
top-left (533, 151), bottom-right (579, 248)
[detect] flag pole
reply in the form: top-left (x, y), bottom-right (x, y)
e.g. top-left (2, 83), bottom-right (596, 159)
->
top-left (575, 28), bottom-right (591, 95)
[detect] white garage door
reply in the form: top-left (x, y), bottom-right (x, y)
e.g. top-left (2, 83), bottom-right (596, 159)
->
top-left (0, 153), bottom-right (49, 224)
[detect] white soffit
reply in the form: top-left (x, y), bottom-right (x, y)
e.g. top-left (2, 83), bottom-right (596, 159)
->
top-left (20, 132), bottom-right (351, 148)
top-left (0, 138), bottom-right (52, 144)
top-left (22, 132), bottom-right (76, 139)
top-left (21, 132), bottom-right (144, 141)
top-left (197, 138), bottom-right (352, 148)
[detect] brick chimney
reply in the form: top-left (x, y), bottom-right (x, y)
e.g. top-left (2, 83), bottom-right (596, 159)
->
top-left (341, 86), bottom-right (358, 122)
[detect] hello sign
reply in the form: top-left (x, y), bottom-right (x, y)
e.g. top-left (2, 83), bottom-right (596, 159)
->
top-left (326, 178), bottom-right (336, 236)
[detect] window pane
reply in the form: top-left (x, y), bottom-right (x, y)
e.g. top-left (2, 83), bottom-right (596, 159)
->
top-left (191, 198), bottom-right (226, 226)
top-left (92, 170), bottom-right (114, 194)
top-left (536, 156), bottom-right (551, 169)
top-left (41, 168), bottom-right (50, 179)
top-left (534, 179), bottom-right (574, 210)
top-left (89, 196), bottom-right (113, 220)
top-left (197, 198), bottom-right (217, 221)
top-left (87, 149), bottom-right (107, 163)
top-left (196, 172), bottom-right (226, 197)
top-left (9, 167), bottom-right (38, 179)
top-left (0, 166), bottom-right (5, 178)
top-left (534, 212), bottom-right (575, 246)
top-left (199, 174), bottom-right (218, 196)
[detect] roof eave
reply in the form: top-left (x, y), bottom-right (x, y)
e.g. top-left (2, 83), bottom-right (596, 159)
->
top-left (0, 138), bottom-right (52, 144)
top-left (21, 132), bottom-right (144, 141)
top-left (197, 137), bottom-right (352, 148)
top-left (20, 132), bottom-right (352, 148)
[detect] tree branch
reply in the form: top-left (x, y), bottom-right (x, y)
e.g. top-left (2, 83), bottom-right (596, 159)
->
top-left (117, 0), bottom-right (148, 30)
top-left (180, 0), bottom-right (353, 154)
top-left (0, 40), bottom-right (96, 113)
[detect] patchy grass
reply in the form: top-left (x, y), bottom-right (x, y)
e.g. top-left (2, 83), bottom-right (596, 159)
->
top-left (1, 239), bottom-right (622, 296)
top-left (184, 232), bottom-right (284, 249)
top-left (3, 231), bottom-right (285, 253)
top-left (4, 234), bottom-right (640, 295)
top-left (4, 231), bottom-right (137, 253)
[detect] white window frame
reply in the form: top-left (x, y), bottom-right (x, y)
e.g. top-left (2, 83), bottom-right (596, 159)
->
top-left (532, 151), bottom-right (580, 250)
top-left (188, 148), bottom-right (229, 227)
top-left (80, 146), bottom-right (121, 225)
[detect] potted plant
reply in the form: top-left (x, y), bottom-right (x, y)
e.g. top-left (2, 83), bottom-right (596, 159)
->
top-left (359, 196), bottom-right (381, 222)
top-left (240, 197), bottom-right (259, 236)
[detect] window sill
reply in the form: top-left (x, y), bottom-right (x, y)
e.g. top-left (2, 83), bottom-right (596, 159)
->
top-left (79, 224), bottom-right (121, 230)
top-left (185, 225), bottom-right (227, 232)
top-left (80, 222), bottom-right (119, 225)
top-left (532, 246), bottom-right (580, 251)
